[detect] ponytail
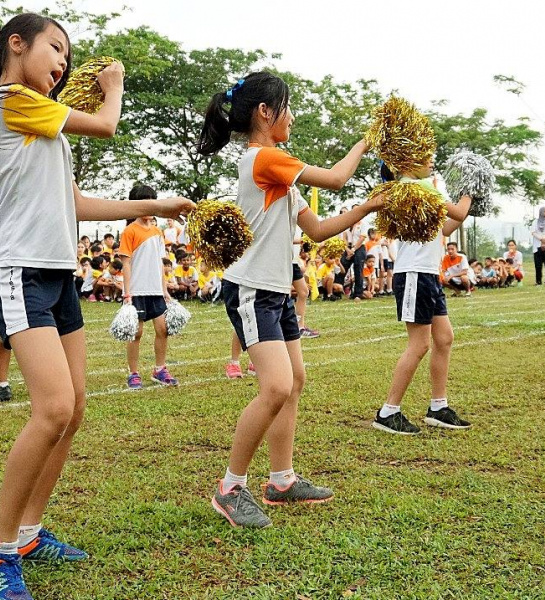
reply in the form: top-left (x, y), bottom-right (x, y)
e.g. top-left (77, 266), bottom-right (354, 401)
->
top-left (197, 71), bottom-right (289, 156)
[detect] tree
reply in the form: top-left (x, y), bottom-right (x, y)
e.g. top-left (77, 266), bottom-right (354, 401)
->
top-left (466, 223), bottom-right (498, 261)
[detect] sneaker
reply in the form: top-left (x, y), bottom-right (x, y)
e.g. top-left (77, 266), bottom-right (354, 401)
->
top-left (225, 363), bottom-right (243, 379)
top-left (327, 294), bottom-right (340, 302)
top-left (464, 290), bottom-right (472, 297)
top-left (262, 474), bottom-right (334, 505)
top-left (18, 529), bottom-right (88, 562)
top-left (299, 327), bottom-right (320, 339)
top-left (0, 385), bottom-right (12, 402)
top-left (127, 372), bottom-right (143, 390)
top-left (151, 367), bottom-right (178, 387)
top-left (0, 553), bottom-right (33, 600)
top-left (424, 407), bottom-right (471, 430)
top-left (247, 362), bottom-right (257, 376)
top-left (87, 294), bottom-right (97, 302)
top-left (372, 410), bottom-right (421, 435)
top-left (212, 482), bottom-right (272, 528)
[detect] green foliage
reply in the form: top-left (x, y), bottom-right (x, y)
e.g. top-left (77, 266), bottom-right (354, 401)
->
top-left (466, 222), bottom-right (498, 260)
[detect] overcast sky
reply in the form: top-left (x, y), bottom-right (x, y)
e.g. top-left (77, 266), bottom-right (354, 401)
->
top-left (14, 0), bottom-right (545, 222)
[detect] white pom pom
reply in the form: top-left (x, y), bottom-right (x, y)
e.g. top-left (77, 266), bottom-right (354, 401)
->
top-left (110, 304), bottom-right (139, 341)
top-left (165, 301), bottom-right (191, 336)
top-left (443, 151), bottom-right (496, 217)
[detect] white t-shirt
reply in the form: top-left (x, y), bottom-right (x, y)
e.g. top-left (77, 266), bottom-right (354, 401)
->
top-left (503, 250), bottom-right (524, 272)
top-left (531, 219), bottom-right (545, 252)
top-left (346, 221), bottom-right (366, 247)
top-left (0, 85), bottom-right (75, 269)
top-left (394, 177), bottom-right (448, 275)
top-left (224, 146), bottom-right (308, 294)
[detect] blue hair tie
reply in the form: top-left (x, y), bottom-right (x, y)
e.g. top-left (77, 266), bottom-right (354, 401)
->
top-left (226, 79), bottom-right (245, 101)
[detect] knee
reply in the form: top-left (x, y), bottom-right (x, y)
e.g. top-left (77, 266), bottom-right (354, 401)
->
top-left (411, 342), bottom-right (430, 360)
top-left (36, 394), bottom-right (76, 439)
top-left (263, 381), bottom-right (292, 414)
top-left (436, 331), bottom-right (454, 351)
top-left (64, 391), bottom-right (86, 436)
top-left (292, 369), bottom-right (306, 396)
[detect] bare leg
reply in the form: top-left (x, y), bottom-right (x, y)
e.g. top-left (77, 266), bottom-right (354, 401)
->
top-left (0, 345), bottom-right (10, 381)
top-left (228, 341), bottom-right (292, 475)
top-left (0, 328), bottom-right (76, 541)
top-left (429, 315), bottom-right (454, 399)
top-left (292, 278), bottom-right (308, 329)
top-left (386, 322), bottom-right (431, 406)
top-left (230, 331), bottom-right (243, 362)
top-left (152, 314), bottom-right (168, 366)
top-left (265, 339), bottom-right (305, 472)
top-left (21, 328), bottom-right (86, 525)
top-left (127, 321), bottom-right (144, 373)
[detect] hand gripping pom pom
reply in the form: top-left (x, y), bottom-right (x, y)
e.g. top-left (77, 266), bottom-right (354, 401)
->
top-left (443, 151), bottom-right (496, 217)
top-left (186, 200), bottom-right (253, 271)
top-left (165, 301), bottom-right (191, 336)
top-left (366, 97), bottom-right (436, 175)
top-left (370, 181), bottom-right (448, 243)
top-left (109, 304), bottom-right (139, 342)
top-left (58, 56), bottom-right (124, 114)
top-left (321, 237), bottom-right (346, 259)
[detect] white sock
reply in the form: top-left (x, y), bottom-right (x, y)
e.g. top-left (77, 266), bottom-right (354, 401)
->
top-left (379, 403), bottom-right (401, 418)
top-left (0, 540), bottom-right (19, 555)
top-left (430, 398), bottom-right (448, 411)
top-left (229, 360), bottom-right (240, 366)
top-left (155, 365), bottom-right (165, 372)
top-left (223, 468), bottom-right (247, 493)
top-left (269, 468), bottom-right (296, 488)
top-left (18, 524), bottom-right (41, 548)
top-left (0, 381), bottom-right (8, 388)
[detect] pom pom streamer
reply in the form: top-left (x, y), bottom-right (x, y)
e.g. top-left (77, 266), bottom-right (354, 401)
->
top-left (109, 303), bottom-right (139, 342)
top-left (366, 97), bottom-right (436, 174)
top-left (321, 237), bottom-right (346, 259)
top-left (370, 181), bottom-right (447, 243)
top-left (165, 301), bottom-right (191, 336)
top-left (187, 200), bottom-right (253, 271)
top-left (443, 151), bottom-right (496, 217)
top-left (58, 56), bottom-right (123, 114)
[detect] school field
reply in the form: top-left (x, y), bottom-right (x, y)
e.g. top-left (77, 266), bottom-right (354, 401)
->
top-left (1, 278), bottom-right (544, 599)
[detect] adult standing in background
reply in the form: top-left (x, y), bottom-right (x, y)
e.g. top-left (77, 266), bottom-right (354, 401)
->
top-left (530, 207), bottom-right (545, 285)
top-left (340, 205), bottom-right (366, 299)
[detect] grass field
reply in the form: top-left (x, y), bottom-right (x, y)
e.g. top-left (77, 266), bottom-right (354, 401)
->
top-left (1, 277), bottom-right (544, 599)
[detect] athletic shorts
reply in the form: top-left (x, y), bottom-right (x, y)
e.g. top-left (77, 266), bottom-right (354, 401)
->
top-left (223, 280), bottom-right (300, 351)
top-left (292, 263), bottom-right (304, 282)
top-left (0, 267), bottom-right (83, 349)
top-left (132, 296), bottom-right (167, 322)
top-left (393, 272), bottom-right (447, 325)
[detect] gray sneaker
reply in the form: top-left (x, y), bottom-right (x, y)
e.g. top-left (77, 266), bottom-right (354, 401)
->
top-left (0, 384), bottom-right (12, 402)
top-left (262, 475), bottom-right (334, 505)
top-left (212, 483), bottom-right (272, 528)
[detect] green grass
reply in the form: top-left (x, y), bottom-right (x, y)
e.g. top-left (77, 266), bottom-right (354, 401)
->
top-left (1, 277), bottom-right (544, 599)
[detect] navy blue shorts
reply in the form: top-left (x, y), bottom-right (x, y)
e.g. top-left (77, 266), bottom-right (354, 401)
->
top-left (0, 267), bottom-right (84, 349)
top-left (223, 280), bottom-right (300, 351)
top-left (132, 296), bottom-right (167, 322)
top-left (393, 272), bottom-right (448, 325)
top-left (292, 263), bottom-right (304, 282)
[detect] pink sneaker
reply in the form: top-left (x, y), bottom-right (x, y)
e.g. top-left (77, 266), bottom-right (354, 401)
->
top-left (225, 362), bottom-right (243, 379)
top-left (247, 362), bottom-right (256, 376)
top-left (88, 294), bottom-right (97, 302)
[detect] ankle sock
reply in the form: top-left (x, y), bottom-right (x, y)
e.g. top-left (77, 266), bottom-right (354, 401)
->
top-left (18, 524), bottom-right (41, 548)
top-left (430, 398), bottom-right (448, 412)
top-left (0, 540), bottom-right (19, 555)
top-left (379, 403), bottom-right (401, 418)
top-left (269, 468), bottom-right (296, 488)
top-left (223, 468), bottom-right (247, 493)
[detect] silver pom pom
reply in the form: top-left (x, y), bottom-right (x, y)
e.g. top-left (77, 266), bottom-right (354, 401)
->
top-left (110, 303), bottom-right (139, 342)
top-left (443, 150), bottom-right (496, 217)
top-left (165, 301), bottom-right (191, 336)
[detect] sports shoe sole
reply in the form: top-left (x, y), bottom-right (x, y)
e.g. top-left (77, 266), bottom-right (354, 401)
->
top-left (211, 497), bottom-right (272, 528)
top-left (423, 417), bottom-right (471, 429)
top-left (372, 421), bottom-right (421, 435)
top-left (262, 494), bottom-right (334, 506)
top-left (151, 377), bottom-right (178, 387)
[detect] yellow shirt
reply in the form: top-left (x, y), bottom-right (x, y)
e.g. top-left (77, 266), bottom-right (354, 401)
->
top-left (198, 271), bottom-right (216, 289)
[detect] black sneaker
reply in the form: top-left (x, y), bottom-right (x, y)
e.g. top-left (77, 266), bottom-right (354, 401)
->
top-left (372, 410), bottom-right (421, 435)
top-left (0, 385), bottom-right (12, 402)
top-left (424, 407), bottom-right (471, 429)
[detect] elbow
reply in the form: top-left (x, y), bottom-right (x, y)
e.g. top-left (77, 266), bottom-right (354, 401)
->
top-left (97, 123), bottom-right (118, 138)
top-left (330, 176), bottom-right (345, 191)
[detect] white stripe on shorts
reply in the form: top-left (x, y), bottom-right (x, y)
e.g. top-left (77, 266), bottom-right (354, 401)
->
top-left (401, 272), bottom-right (418, 322)
top-left (0, 267), bottom-right (29, 335)
top-left (237, 285), bottom-right (259, 347)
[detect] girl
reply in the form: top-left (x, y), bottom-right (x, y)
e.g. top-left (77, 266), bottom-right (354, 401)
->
top-left (503, 240), bottom-right (524, 284)
top-left (372, 161), bottom-right (473, 435)
top-left (0, 13), bottom-right (194, 600)
top-left (197, 71), bottom-right (383, 528)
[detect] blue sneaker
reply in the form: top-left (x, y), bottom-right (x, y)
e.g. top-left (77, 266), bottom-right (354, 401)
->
top-left (151, 367), bottom-right (178, 386)
top-left (0, 553), bottom-right (33, 600)
top-left (127, 372), bottom-right (143, 390)
top-left (18, 529), bottom-right (88, 562)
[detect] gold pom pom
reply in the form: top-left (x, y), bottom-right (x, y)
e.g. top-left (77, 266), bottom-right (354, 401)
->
top-left (321, 237), bottom-right (346, 259)
top-left (370, 181), bottom-right (447, 243)
top-left (186, 200), bottom-right (253, 271)
top-left (301, 234), bottom-right (319, 255)
top-left (366, 97), bottom-right (436, 174)
top-left (58, 56), bottom-right (123, 114)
